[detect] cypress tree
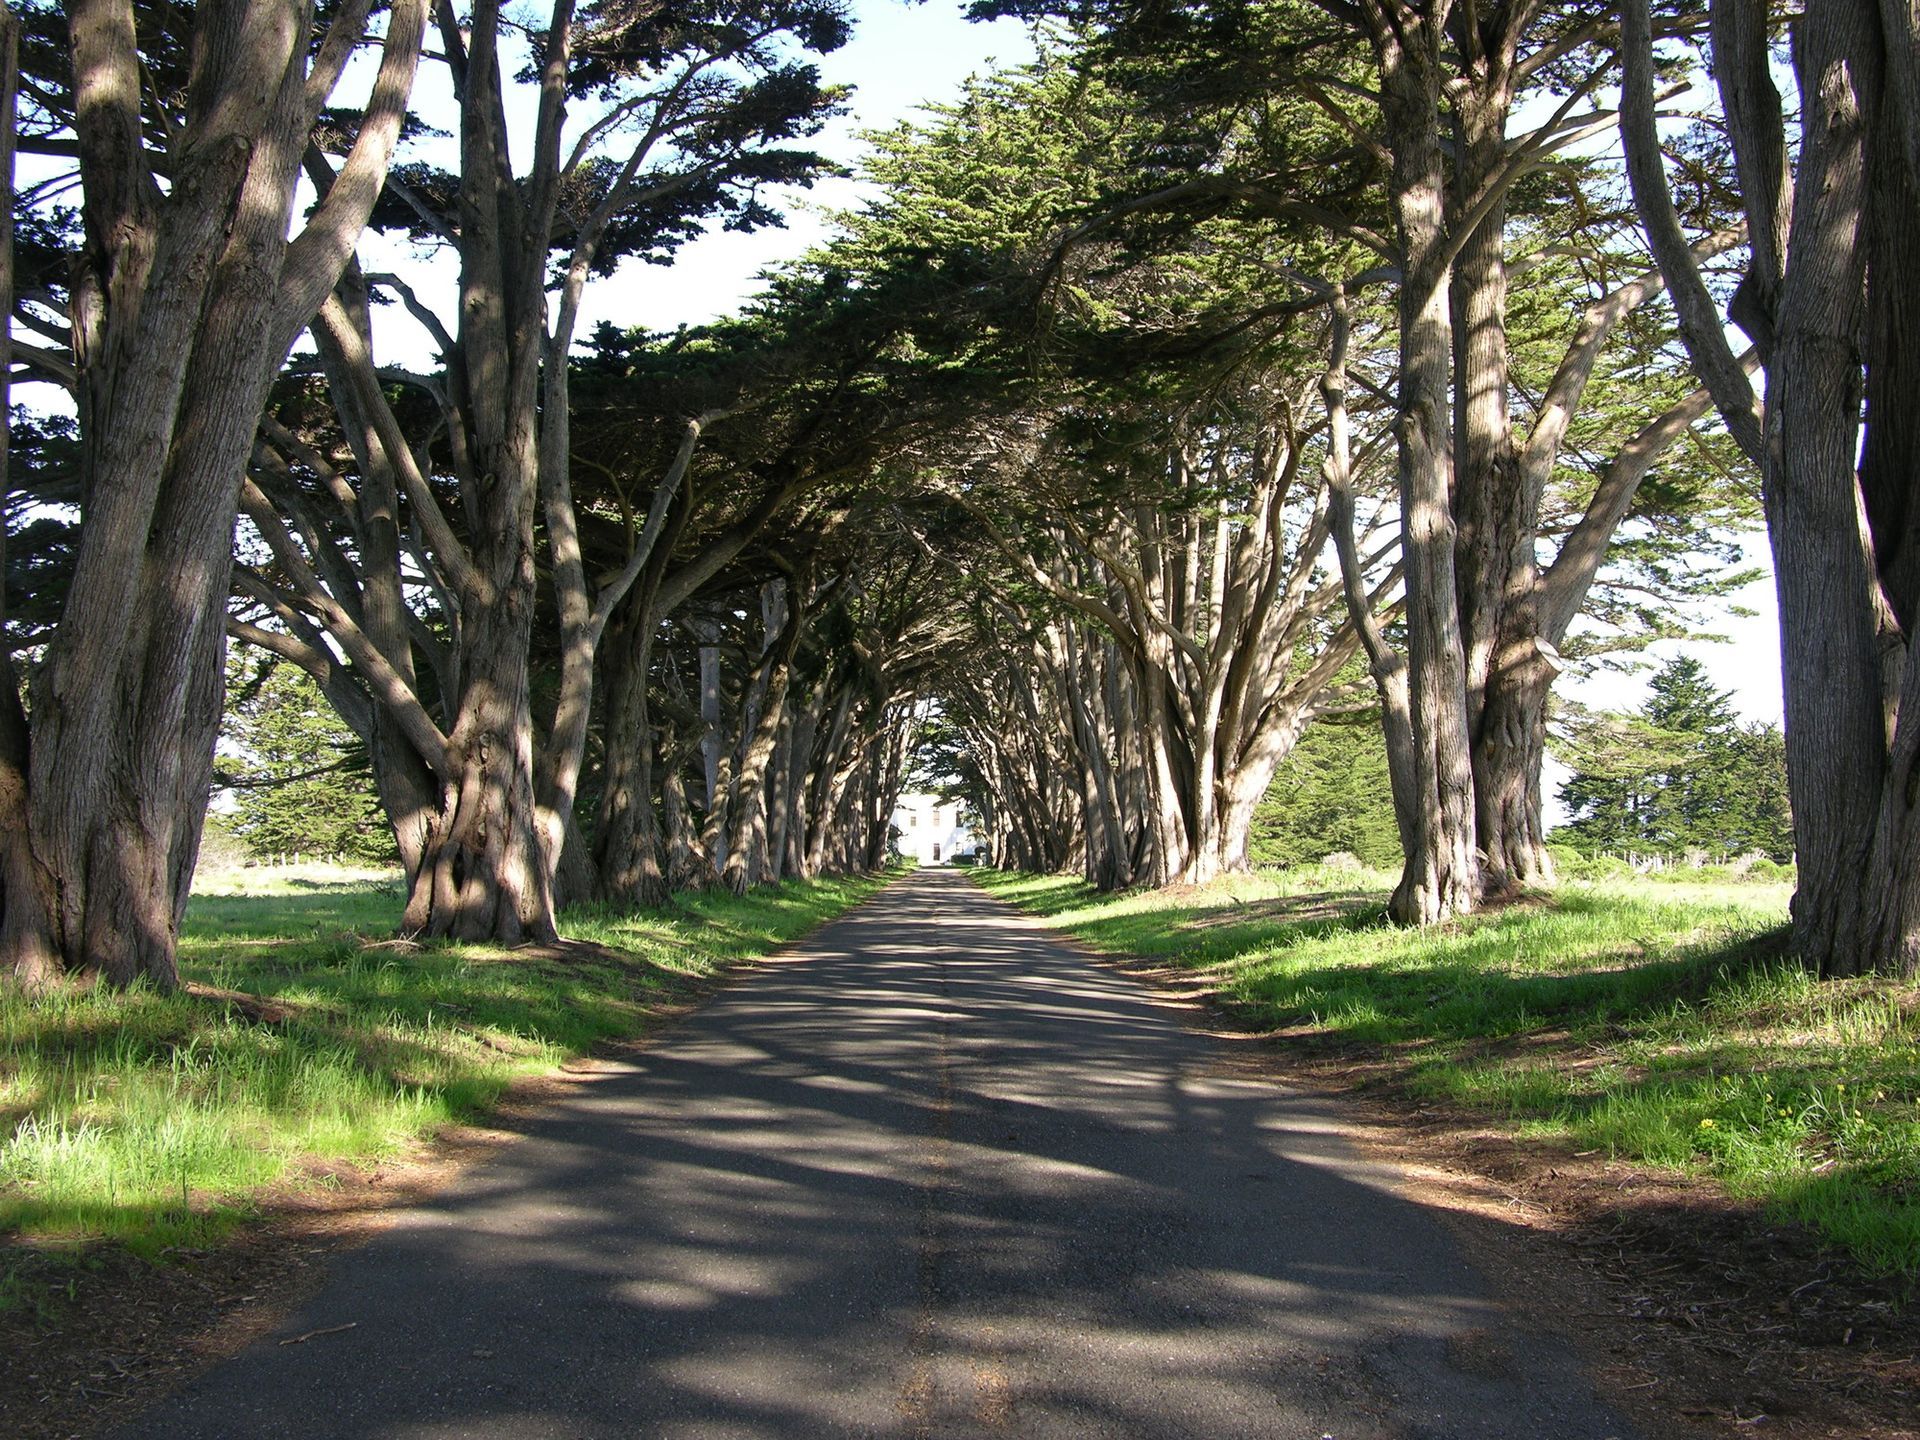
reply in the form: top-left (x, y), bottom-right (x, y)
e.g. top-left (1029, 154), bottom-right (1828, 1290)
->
top-left (1557, 657), bottom-right (1791, 861)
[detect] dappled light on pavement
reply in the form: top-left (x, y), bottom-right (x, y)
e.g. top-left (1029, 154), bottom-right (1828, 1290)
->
top-left (118, 870), bottom-right (1632, 1440)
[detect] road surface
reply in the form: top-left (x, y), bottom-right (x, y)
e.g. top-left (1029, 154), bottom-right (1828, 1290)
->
top-left (119, 869), bottom-right (1632, 1439)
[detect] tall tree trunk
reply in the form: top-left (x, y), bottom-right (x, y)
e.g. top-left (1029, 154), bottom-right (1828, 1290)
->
top-left (1376, 9), bottom-right (1481, 924)
top-left (662, 753), bottom-right (707, 891)
top-left (536, 389), bottom-right (703, 899)
top-left (696, 620), bottom-right (734, 880)
top-left (0, 1), bottom-right (34, 978)
top-left (595, 604), bottom-right (669, 907)
top-left (401, 0), bottom-right (563, 941)
top-left (2, 0), bottom-right (419, 988)
top-left (1764, 0), bottom-right (1891, 973)
top-left (765, 708), bottom-right (796, 884)
top-left (310, 272), bottom-right (442, 887)
top-left (722, 581), bottom-right (803, 893)
top-left (1060, 628), bottom-right (1131, 889)
top-left (863, 715), bottom-right (909, 871)
top-left (1623, 0), bottom-right (1919, 974)
top-left (1449, 50), bottom-right (1548, 895)
top-left (802, 683), bottom-right (858, 876)
top-left (1324, 286), bottom-right (1422, 879)
top-left (1135, 649), bottom-right (1192, 885)
top-left (403, 581), bottom-right (556, 939)
top-left (780, 684), bottom-right (826, 879)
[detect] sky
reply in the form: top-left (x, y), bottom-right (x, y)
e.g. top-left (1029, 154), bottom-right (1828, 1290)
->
top-left (357, 1), bottom-right (1040, 348)
top-left (1563, 560), bottom-right (1782, 723)
top-left (595, 1), bottom-right (1041, 333)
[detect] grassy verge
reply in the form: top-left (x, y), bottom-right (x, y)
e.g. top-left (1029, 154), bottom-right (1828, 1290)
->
top-left (975, 865), bottom-right (1920, 1284)
top-left (0, 866), bottom-right (892, 1281)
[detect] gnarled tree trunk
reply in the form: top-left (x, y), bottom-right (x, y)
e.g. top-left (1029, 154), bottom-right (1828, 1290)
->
top-left (595, 602), bottom-right (670, 908)
top-left (404, 566), bottom-right (556, 940)
top-left (1, 0), bottom-right (423, 988)
top-left (722, 580), bottom-right (804, 894)
top-left (1619, 0), bottom-right (1920, 976)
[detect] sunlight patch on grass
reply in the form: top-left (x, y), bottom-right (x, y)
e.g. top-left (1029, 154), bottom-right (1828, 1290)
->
top-left (0, 868), bottom-right (892, 1273)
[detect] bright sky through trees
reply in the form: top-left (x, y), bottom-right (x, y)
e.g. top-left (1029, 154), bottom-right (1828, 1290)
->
top-left (342, 0), bottom-right (1778, 737)
top-left (612, 0), bottom-right (1040, 331)
top-left (354, 1), bottom-right (1037, 352)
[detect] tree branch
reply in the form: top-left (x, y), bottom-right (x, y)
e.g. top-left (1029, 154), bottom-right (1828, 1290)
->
top-left (1618, 0), bottom-right (1764, 461)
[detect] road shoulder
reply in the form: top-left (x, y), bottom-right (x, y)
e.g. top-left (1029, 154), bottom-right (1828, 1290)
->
top-left (991, 885), bottom-right (1919, 1440)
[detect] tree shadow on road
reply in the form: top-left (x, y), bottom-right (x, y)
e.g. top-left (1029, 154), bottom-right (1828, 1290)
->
top-left (112, 876), bottom-right (1631, 1439)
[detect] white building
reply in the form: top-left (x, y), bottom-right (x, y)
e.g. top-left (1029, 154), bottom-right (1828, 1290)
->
top-left (891, 792), bottom-right (976, 865)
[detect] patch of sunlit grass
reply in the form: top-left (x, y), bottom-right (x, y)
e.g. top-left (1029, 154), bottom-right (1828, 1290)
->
top-left (0, 867), bottom-right (892, 1292)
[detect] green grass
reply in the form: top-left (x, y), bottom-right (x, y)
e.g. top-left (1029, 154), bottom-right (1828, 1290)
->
top-left (975, 865), bottom-right (1920, 1284)
top-left (0, 867), bottom-right (892, 1278)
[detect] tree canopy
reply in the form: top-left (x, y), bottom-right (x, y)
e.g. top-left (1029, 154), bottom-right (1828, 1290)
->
top-left (1555, 656), bottom-right (1791, 863)
top-left (10, 0), bottom-right (1911, 986)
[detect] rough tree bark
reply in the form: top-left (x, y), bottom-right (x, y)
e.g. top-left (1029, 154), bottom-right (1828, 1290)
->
top-left (722, 579), bottom-right (806, 893)
top-left (1369, 0), bottom-right (1481, 924)
top-left (0, 0), bottom-right (423, 988)
top-left (1448, 14), bottom-right (1535, 894)
top-left (1621, 0), bottom-right (1920, 976)
top-left (594, 589), bottom-right (672, 908)
top-left (392, 0), bottom-right (563, 941)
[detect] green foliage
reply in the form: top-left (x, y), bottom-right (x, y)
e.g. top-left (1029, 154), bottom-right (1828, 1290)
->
top-left (1249, 718), bottom-right (1400, 869)
top-left (975, 867), bottom-right (1920, 1284)
top-left (3, 411), bottom-right (81, 654)
top-left (363, 0), bottom-right (851, 268)
top-left (1555, 656), bottom-right (1792, 860)
top-left (826, 35), bottom-right (1376, 441)
top-left (1502, 201), bottom-right (1763, 663)
top-left (0, 867), bottom-right (892, 1281)
top-left (219, 659), bottom-right (396, 865)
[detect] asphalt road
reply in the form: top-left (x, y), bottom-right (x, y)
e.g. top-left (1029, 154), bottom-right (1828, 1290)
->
top-left (119, 869), bottom-right (1634, 1440)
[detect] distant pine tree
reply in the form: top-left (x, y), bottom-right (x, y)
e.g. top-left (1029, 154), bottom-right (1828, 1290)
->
top-left (1556, 656), bottom-right (1791, 860)
top-left (1250, 719), bottom-right (1401, 870)
top-left (1722, 723), bottom-right (1793, 859)
top-left (220, 659), bottom-right (398, 865)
